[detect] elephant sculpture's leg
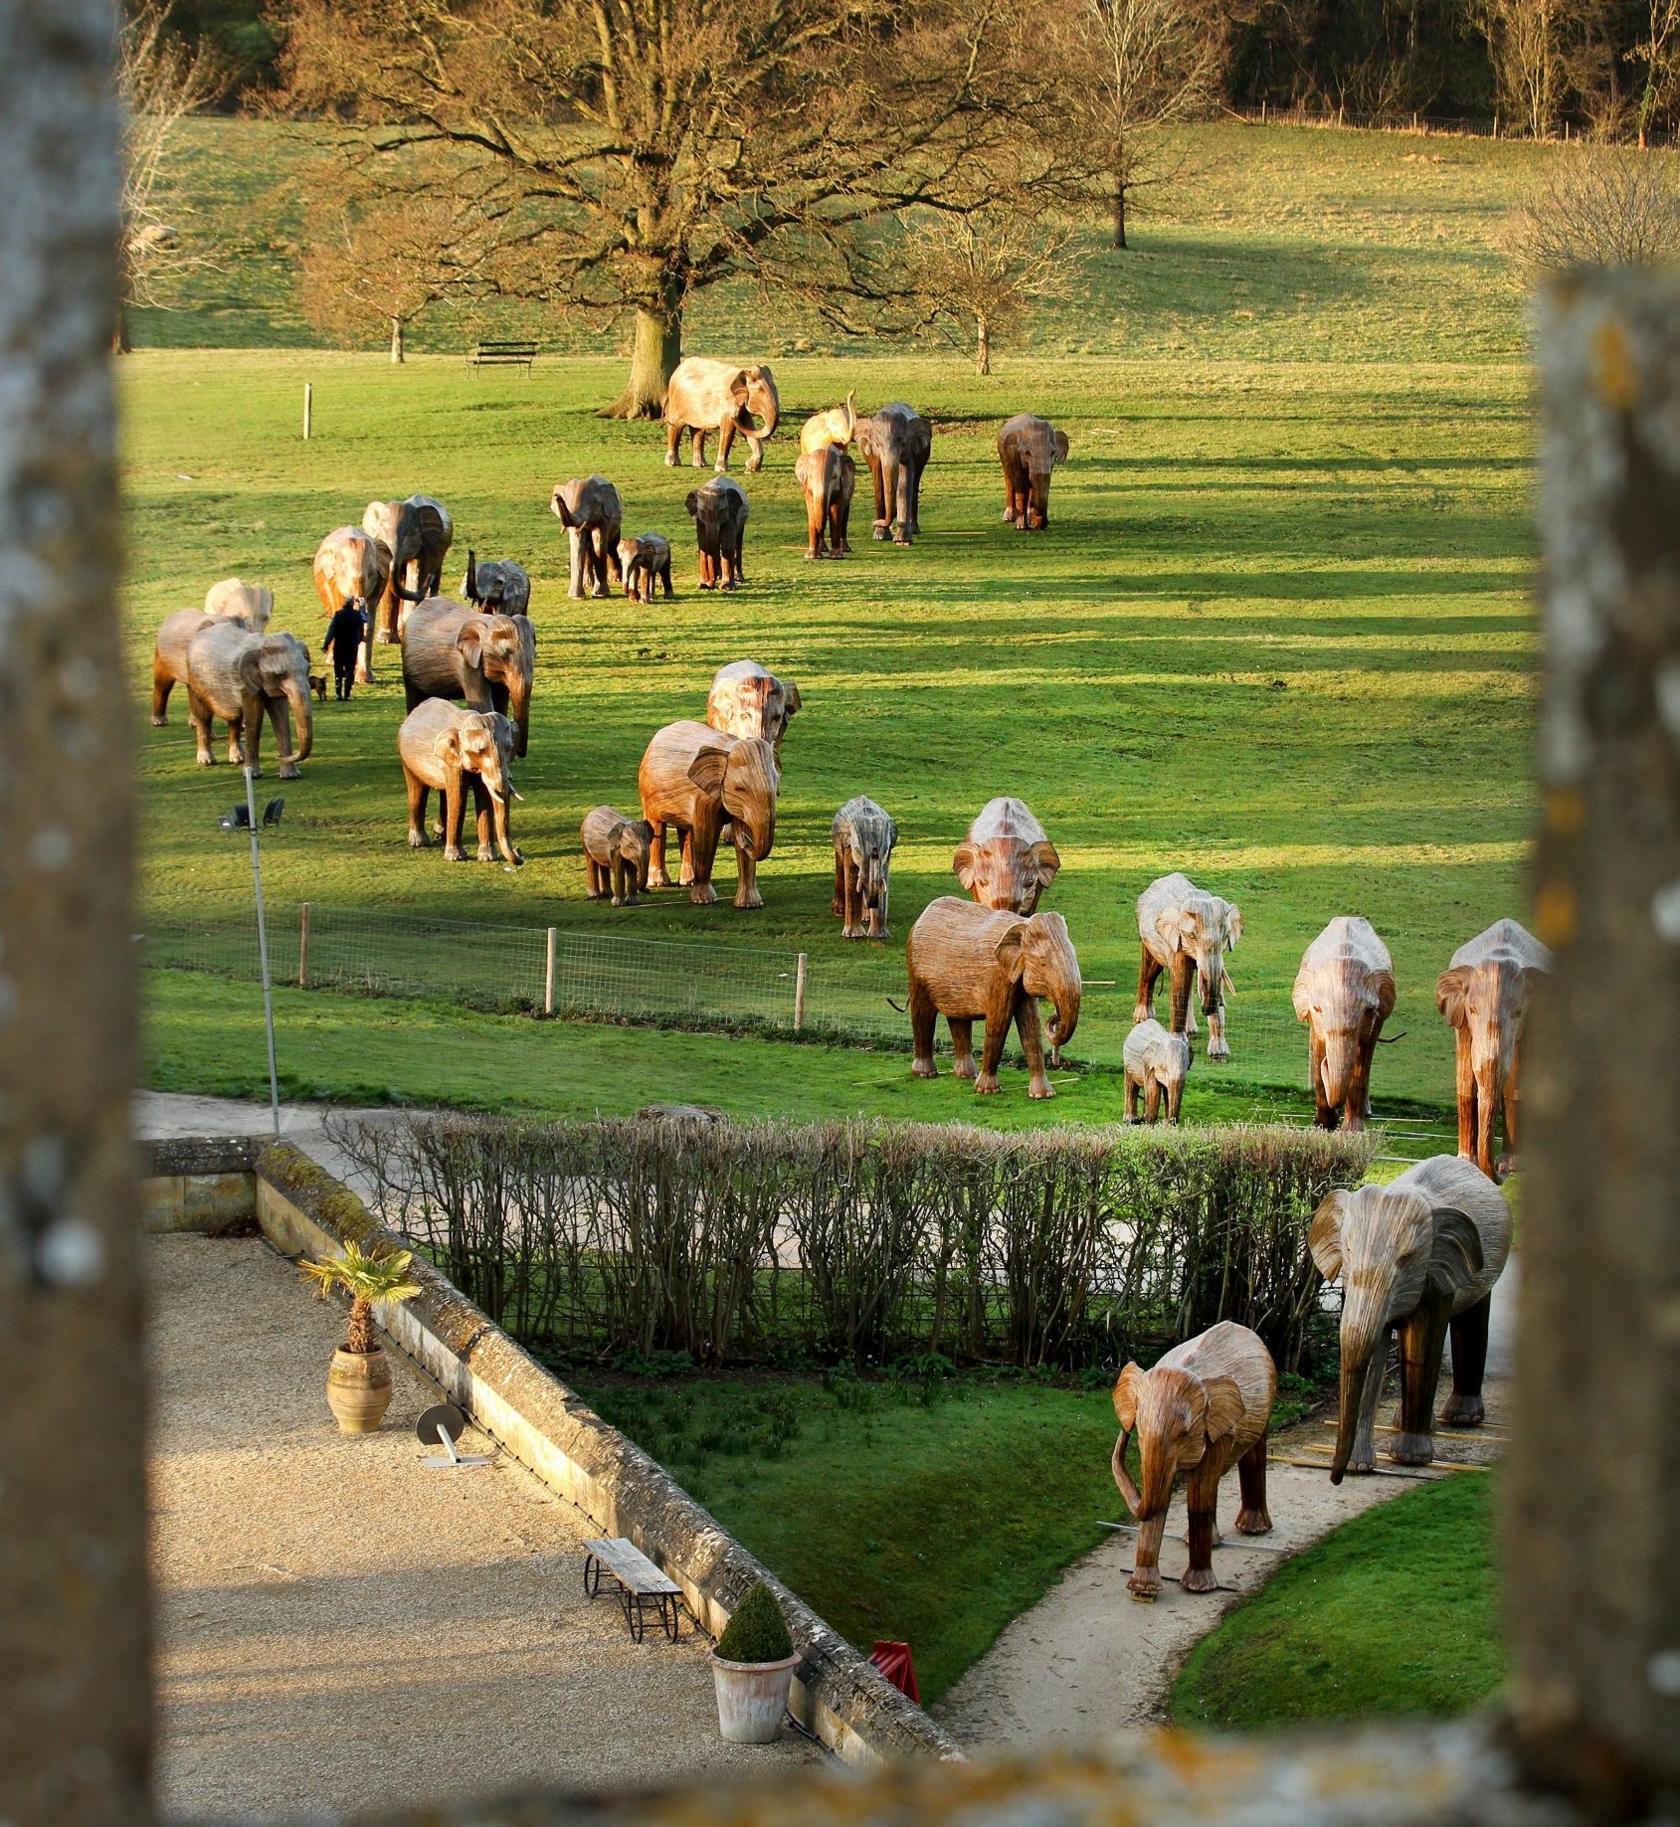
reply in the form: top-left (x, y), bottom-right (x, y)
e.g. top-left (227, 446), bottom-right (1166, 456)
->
top-left (907, 455), bottom-right (924, 535)
top-left (1143, 1077), bottom-right (1161, 1123)
top-left (1133, 947), bottom-right (1163, 1026)
top-left (893, 461), bottom-right (913, 546)
top-left (686, 819), bottom-right (720, 905)
top-left (471, 779), bottom-right (495, 862)
top-left (1236, 1436), bottom-right (1272, 1533)
top-left (1441, 1295), bottom-right (1491, 1428)
top-left (1501, 1046), bottom-right (1522, 1173)
top-left (732, 834), bottom-right (762, 910)
top-left (1392, 1301), bottom-right (1452, 1465)
top-left (714, 420), bottom-right (736, 473)
top-left (692, 427), bottom-right (707, 467)
top-left (441, 776), bottom-right (467, 863)
top-left (405, 771), bottom-right (430, 848)
top-left (240, 694), bottom-right (264, 774)
top-left (948, 1018), bottom-right (977, 1080)
top-left (1454, 1027), bottom-right (1476, 1162)
top-left (831, 850), bottom-right (846, 921)
top-left (187, 690), bottom-right (215, 766)
top-left (867, 453), bottom-right (890, 540)
top-left (585, 857), bottom-right (601, 897)
top-left (909, 981), bottom-right (939, 1078)
top-left (647, 821), bottom-right (670, 889)
top-left (677, 828), bottom-right (696, 887)
top-left (1124, 1071), bottom-right (1140, 1122)
top-left (1347, 1022), bottom-right (1380, 1129)
top-left (665, 420), bottom-right (683, 466)
top-left (1182, 1460), bottom-right (1223, 1593)
top-left (151, 656), bottom-right (173, 726)
top-left (660, 561), bottom-right (673, 598)
top-left (1475, 1060), bottom-right (1498, 1181)
top-left (271, 697), bottom-right (300, 781)
top-left (1168, 952), bottom-right (1197, 1036)
top-left (1016, 996), bottom-right (1054, 1099)
top-left (1347, 1328), bottom-right (1388, 1474)
top-left (974, 981), bottom-right (1017, 1094)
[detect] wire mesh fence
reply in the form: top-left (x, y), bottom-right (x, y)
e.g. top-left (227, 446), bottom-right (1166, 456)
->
top-left (141, 895), bottom-right (1462, 1118)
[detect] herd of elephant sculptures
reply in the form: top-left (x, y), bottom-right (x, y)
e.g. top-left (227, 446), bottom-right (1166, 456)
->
top-left (147, 358), bottom-right (1543, 1179)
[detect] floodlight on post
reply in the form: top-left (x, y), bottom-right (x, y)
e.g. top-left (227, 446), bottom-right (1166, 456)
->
top-left (220, 765), bottom-right (282, 1136)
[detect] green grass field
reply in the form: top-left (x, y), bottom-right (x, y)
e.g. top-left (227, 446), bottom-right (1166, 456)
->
top-left (130, 117), bottom-right (1549, 1124)
top-left (1170, 1472), bottom-right (1502, 1729)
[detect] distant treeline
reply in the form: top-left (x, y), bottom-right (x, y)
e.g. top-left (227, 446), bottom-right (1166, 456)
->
top-left (151, 0), bottom-right (1679, 141)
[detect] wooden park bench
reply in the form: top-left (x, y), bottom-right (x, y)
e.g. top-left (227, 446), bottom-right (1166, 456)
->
top-left (582, 1537), bottom-right (685, 1641)
top-left (466, 340), bottom-right (539, 376)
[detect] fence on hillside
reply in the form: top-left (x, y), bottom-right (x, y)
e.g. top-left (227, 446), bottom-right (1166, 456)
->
top-left (142, 895), bottom-right (1464, 1124)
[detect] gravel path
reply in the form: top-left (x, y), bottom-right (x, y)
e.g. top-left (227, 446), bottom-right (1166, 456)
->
top-left (147, 1235), bottom-right (817, 1822)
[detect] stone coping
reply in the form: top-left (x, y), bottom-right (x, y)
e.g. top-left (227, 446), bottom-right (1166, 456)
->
top-left (139, 1135), bottom-right (960, 1769)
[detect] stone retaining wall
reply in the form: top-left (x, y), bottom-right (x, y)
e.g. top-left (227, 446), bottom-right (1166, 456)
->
top-left (140, 1135), bottom-right (961, 1769)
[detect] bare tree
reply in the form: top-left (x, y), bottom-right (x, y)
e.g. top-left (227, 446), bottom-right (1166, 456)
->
top-left (282, 0), bottom-right (1065, 417)
top-left (117, 1), bottom-right (221, 351)
top-left (1628, 0), bottom-right (1680, 143)
top-left (1475, 0), bottom-right (1562, 138)
top-left (906, 207), bottom-right (1075, 373)
top-left (1507, 146), bottom-right (1680, 274)
top-left (1049, 0), bottom-right (1223, 251)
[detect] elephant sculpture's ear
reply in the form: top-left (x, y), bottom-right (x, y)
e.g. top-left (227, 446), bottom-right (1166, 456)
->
top-left (1030, 840), bottom-right (1061, 886)
top-left (1112, 1362), bottom-right (1146, 1432)
top-left (433, 727), bottom-right (462, 768)
top-left (781, 680), bottom-right (802, 716)
top-left (1426, 1208), bottom-right (1484, 1300)
top-left (1053, 430), bottom-right (1070, 464)
top-left (953, 840), bottom-right (982, 892)
top-left (238, 646), bottom-right (265, 693)
top-left (1225, 906), bottom-right (1243, 948)
top-left (1375, 969), bottom-right (1398, 1021)
top-left (993, 922), bottom-right (1027, 979)
top-left (687, 744), bottom-right (731, 796)
top-left (457, 621), bottom-right (485, 670)
top-left (1436, 966), bottom-right (1471, 1028)
top-left (685, 491), bottom-right (701, 518)
top-left (1309, 1191), bottom-right (1348, 1282)
top-left (1291, 968), bottom-right (1314, 1024)
top-left (1201, 1376), bottom-right (1245, 1445)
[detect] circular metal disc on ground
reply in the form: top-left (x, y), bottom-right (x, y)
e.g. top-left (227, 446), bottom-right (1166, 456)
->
top-left (416, 1402), bottom-right (466, 1445)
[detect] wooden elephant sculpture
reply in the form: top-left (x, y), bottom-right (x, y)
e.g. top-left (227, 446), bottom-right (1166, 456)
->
top-left (581, 805), bottom-right (652, 905)
top-left (152, 598), bottom-right (267, 726)
top-left (1135, 872), bottom-right (1243, 1061)
top-left (184, 621), bottom-right (314, 778)
top-left (402, 597), bottom-right (536, 759)
top-left (1437, 918), bottom-right (1551, 1181)
top-left (707, 661), bottom-right (800, 756)
top-left (1311, 1154), bottom-right (1510, 1479)
top-left (203, 579), bottom-right (272, 632)
top-left (997, 412), bottom-right (1069, 530)
top-left (798, 391), bottom-right (857, 456)
top-left (461, 553), bottom-right (531, 618)
top-left (1111, 1321), bottom-right (1276, 1600)
top-left (312, 526), bottom-right (390, 683)
top-left (686, 476), bottom-right (748, 589)
top-left (1123, 1019), bottom-right (1190, 1124)
top-left (905, 897), bottom-right (1081, 1098)
top-left (832, 795), bottom-right (897, 939)
top-left (1293, 916), bottom-right (1397, 1131)
top-left (550, 476), bottom-right (624, 599)
top-left (857, 401), bottom-right (931, 545)
top-left (363, 494), bottom-right (452, 643)
top-left (638, 720), bottom-right (779, 909)
top-left (397, 698), bottom-right (521, 866)
top-left (953, 797), bottom-right (1060, 915)
top-left (662, 357), bottom-right (780, 473)
top-left (794, 446), bottom-right (855, 559)
top-left (616, 534), bottom-right (673, 604)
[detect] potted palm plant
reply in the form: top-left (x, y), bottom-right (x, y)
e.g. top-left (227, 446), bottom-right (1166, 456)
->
top-left (711, 1581), bottom-right (800, 1743)
top-left (300, 1240), bottom-right (422, 1434)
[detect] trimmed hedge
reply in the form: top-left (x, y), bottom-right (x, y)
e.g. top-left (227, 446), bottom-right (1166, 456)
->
top-left (329, 1114), bottom-right (1376, 1374)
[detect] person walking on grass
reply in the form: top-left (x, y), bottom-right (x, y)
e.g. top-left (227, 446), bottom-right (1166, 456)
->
top-left (323, 600), bottom-right (367, 701)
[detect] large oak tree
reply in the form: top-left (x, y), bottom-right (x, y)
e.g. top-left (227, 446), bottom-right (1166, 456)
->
top-left (283, 0), bottom-right (1065, 414)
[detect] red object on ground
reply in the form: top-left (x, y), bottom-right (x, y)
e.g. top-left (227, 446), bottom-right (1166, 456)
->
top-left (871, 1639), bottom-right (920, 1703)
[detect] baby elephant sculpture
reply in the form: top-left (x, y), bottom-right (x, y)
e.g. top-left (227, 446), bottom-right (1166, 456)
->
top-left (832, 796), bottom-right (898, 940)
top-left (550, 476), bottom-right (624, 599)
top-left (905, 897), bottom-right (1081, 1099)
top-left (581, 805), bottom-right (652, 905)
top-left (312, 526), bottom-right (389, 683)
top-left (1293, 916), bottom-right (1397, 1131)
top-left (638, 720), bottom-right (779, 909)
top-left (461, 553), bottom-right (532, 618)
top-left (397, 699), bottom-right (521, 866)
top-left (794, 445), bottom-right (855, 559)
top-left (1311, 1154), bottom-right (1510, 1480)
top-left (1123, 1020), bottom-right (1190, 1124)
top-left (707, 661), bottom-right (801, 756)
top-left (997, 413), bottom-right (1069, 531)
top-left (616, 534), bottom-right (673, 603)
top-left (799, 391), bottom-right (857, 456)
top-left (185, 622), bottom-right (314, 779)
top-left (1111, 1321), bottom-right (1276, 1601)
top-left (1135, 872), bottom-right (1242, 1061)
top-left (1437, 919), bottom-right (1551, 1181)
top-left (687, 476), bottom-right (748, 589)
top-left (857, 401), bottom-right (931, 545)
top-left (953, 797), bottom-right (1060, 915)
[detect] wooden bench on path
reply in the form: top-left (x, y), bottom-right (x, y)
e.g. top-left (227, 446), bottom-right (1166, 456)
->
top-left (466, 340), bottom-right (539, 376)
top-left (582, 1537), bottom-right (685, 1641)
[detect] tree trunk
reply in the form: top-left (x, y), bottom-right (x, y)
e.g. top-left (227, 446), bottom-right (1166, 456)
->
top-left (114, 297), bottom-right (131, 354)
top-left (390, 316), bottom-right (404, 364)
top-left (1112, 187), bottom-right (1128, 252)
top-left (604, 303), bottom-right (682, 420)
top-left (975, 313), bottom-right (991, 376)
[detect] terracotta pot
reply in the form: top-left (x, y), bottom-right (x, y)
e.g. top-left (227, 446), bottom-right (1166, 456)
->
top-left (711, 1651), bottom-right (800, 1744)
top-left (326, 1345), bottom-right (393, 1434)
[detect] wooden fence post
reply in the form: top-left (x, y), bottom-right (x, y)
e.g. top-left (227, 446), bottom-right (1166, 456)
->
top-left (793, 952), bottom-right (808, 1031)
top-left (298, 900), bottom-right (310, 989)
top-left (545, 927), bottom-right (557, 1017)
top-left (1508, 271), bottom-right (1680, 1806)
top-left (302, 381), bottom-right (312, 440)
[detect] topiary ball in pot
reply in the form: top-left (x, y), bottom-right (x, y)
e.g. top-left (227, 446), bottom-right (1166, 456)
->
top-left (711, 1581), bottom-right (799, 1743)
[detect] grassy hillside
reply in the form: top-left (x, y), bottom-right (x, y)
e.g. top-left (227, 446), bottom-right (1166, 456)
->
top-left (129, 118), bottom-right (1542, 1122)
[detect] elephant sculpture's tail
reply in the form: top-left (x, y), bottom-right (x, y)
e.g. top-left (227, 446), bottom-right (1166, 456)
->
top-left (1375, 1030), bottom-right (1409, 1044)
top-left (462, 549), bottom-right (480, 604)
top-left (885, 996), bottom-right (907, 1014)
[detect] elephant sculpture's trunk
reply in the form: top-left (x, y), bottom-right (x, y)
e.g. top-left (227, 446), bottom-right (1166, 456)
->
top-left (1330, 1302), bottom-right (1385, 1484)
top-left (1046, 983), bottom-right (1081, 1057)
top-left (1321, 1032), bottom-right (1358, 1118)
top-left (758, 391), bottom-right (779, 440)
top-left (285, 679), bottom-right (314, 765)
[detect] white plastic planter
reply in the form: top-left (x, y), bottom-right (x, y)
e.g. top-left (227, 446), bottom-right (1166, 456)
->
top-left (711, 1650), bottom-right (800, 1743)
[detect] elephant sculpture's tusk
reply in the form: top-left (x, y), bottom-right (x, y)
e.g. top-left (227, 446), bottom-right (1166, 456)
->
top-left (1110, 1430), bottom-right (1144, 1515)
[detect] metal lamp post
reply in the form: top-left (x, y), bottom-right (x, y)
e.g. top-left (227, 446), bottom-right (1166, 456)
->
top-left (219, 768), bottom-right (284, 1136)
